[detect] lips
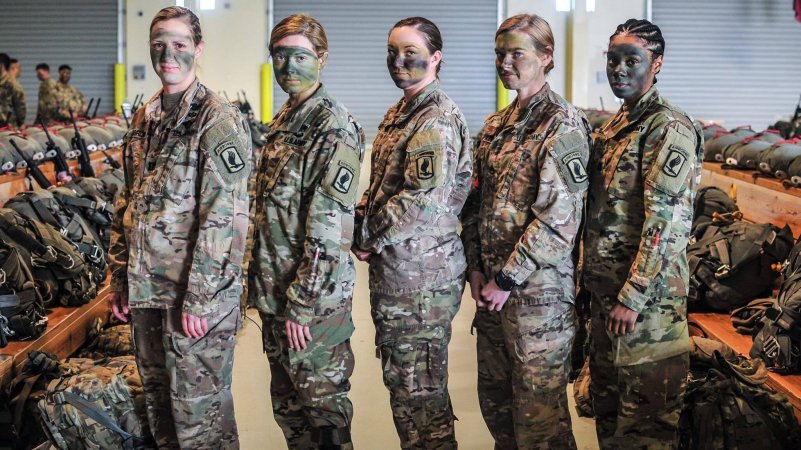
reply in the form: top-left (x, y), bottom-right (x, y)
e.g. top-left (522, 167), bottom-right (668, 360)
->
top-left (611, 81), bottom-right (629, 89)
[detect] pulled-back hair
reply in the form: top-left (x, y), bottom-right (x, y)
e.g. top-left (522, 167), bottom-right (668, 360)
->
top-left (497, 14), bottom-right (555, 74)
top-left (150, 6), bottom-right (203, 45)
top-left (391, 17), bottom-right (444, 74)
top-left (269, 14), bottom-right (329, 57)
top-left (610, 19), bottom-right (665, 57)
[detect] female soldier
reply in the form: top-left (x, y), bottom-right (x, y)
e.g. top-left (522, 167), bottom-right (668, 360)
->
top-left (353, 16), bottom-right (471, 450)
top-left (582, 19), bottom-right (702, 449)
top-left (461, 14), bottom-right (590, 449)
top-left (248, 14), bottom-right (364, 450)
top-left (108, 6), bottom-right (251, 449)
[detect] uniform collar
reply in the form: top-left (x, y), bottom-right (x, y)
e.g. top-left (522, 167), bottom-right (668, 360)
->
top-left (391, 80), bottom-right (440, 124)
top-left (144, 77), bottom-right (202, 127)
top-left (601, 85), bottom-right (660, 138)
top-left (272, 84), bottom-right (329, 134)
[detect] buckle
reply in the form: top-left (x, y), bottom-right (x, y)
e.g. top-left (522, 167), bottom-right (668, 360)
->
top-left (0, 315), bottom-right (13, 338)
top-left (0, 269), bottom-right (5, 286)
top-left (765, 335), bottom-right (780, 359)
top-left (715, 264), bottom-right (731, 279)
top-left (88, 246), bottom-right (103, 264)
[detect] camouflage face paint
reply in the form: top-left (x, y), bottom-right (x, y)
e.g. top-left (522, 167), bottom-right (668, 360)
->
top-left (149, 29), bottom-right (196, 87)
top-left (272, 46), bottom-right (321, 95)
top-left (606, 41), bottom-right (654, 104)
top-left (495, 31), bottom-right (543, 91)
top-left (386, 43), bottom-right (430, 89)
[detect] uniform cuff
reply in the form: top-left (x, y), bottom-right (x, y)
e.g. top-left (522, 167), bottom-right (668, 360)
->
top-left (617, 280), bottom-right (649, 313)
top-left (286, 302), bottom-right (315, 326)
top-left (109, 276), bottom-right (127, 294)
top-left (500, 260), bottom-right (535, 288)
top-left (182, 291), bottom-right (212, 317)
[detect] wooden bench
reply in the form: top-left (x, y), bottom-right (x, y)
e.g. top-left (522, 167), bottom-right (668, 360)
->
top-left (0, 151), bottom-right (119, 390)
top-left (691, 162), bottom-right (801, 421)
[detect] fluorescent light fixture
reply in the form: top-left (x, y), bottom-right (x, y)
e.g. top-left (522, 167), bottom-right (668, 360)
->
top-left (586, 0), bottom-right (596, 12)
top-left (175, 0), bottom-right (184, 6)
top-left (200, 0), bottom-right (215, 10)
top-left (556, 0), bottom-right (572, 12)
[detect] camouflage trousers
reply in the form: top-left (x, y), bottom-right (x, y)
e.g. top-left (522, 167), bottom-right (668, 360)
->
top-left (261, 311), bottom-right (355, 449)
top-left (130, 299), bottom-right (240, 450)
top-left (589, 297), bottom-right (689, 450)
top-left (371, 279), bottom-right (463, 449)
top-left (473, 300), bottom-right (577, 450)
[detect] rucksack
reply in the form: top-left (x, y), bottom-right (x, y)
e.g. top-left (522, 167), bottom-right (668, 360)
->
top-left (572, 359), bottom-right (593, 418)
top-left (750, 237), bottom-right (801, 373)
top-left (757, 139), bottom-right (801, 179)
top-left (0, 239), bottom-right (47, 347)
top-left (688, 218), bottom-right (794, 312)
top-left (692, 186), bottom-right (739, 232)
top-left (76, 318), bottom-right (133, 359)
top-left (722, 130), bottom-right (784, 169)
top-left (4, 190), bottom-right (106, 286)
top-left (704, 126), bottom-right (756, 163)
top-left (679, 338), bottom-right (801, 449)
top-left (37, 355), bottom-right (151, 450)
top-left (0, 208), bottom-right (96, 307)
top-left (730, 297), bottom-right (776, 336)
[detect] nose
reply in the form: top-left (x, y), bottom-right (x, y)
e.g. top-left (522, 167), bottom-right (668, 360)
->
top-left (501, 54), bottom-right (513, 69)
top-left (393, 56), bottom-right (404, 68)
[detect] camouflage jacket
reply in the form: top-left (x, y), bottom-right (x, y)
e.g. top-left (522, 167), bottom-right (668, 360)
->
top-left (355, 81), bottom-right (472, 294)
top-left (583, 86), bottom-right (703, 365)
top-left (109, 79), bottom-right (252, 317)
top-left (37, 78), bottom-right (56, 123)
top-left (248, 85), bottom-right (364, 326)
top-left (52, 82), bottom-right (86, 121)
top-left (0, 73), bottom-right (26, 127)
top-left (461, 83), bottom-right (590, 305)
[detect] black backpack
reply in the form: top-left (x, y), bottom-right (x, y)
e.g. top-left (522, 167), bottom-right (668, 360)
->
top-left (4, 190), bottom-right (106, 287)
top-left (0, 240), bottom-right (47, 347)
top-left (0, 208), bottom-right (96, 307)
top-left (692, 186), bottom-right (740, 232)
top-left (680, 337), bottom-right (801, 449)
top-left (750, 237), bottom-right (801, 373)
top-left (688, 218), bottom-right (794, 312)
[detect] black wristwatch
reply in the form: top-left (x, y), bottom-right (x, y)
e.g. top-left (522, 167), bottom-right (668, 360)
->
top-left (494, 271), bottom-right (517, 292)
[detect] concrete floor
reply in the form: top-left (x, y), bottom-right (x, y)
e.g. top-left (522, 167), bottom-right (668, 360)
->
top-left (231, 259), bottom-right (600, 449)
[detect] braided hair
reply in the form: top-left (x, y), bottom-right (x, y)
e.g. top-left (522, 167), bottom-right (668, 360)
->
top-left (610, 19), bottom-right (665, 82)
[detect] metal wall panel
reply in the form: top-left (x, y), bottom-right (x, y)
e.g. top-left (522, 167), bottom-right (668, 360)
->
top-left (0, 0), bottom-right (117, 123)
top-left (273, 0), bottom-right (498, 141)
top-left (653, 0), bottom-right (801, 129)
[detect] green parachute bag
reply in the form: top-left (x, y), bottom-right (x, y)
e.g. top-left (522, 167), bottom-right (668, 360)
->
top-left (36, 355), bottom-right (151, 450)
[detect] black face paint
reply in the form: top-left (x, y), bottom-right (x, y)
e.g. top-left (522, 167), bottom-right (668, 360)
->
top-left (386, 45), bottom-right (430, 89)
top-left (149, 29), bottom-right (196, 87)
top-left (606, 42), bottom-right (654, 103)
top-left (272, 46), bottom-right (320, 95)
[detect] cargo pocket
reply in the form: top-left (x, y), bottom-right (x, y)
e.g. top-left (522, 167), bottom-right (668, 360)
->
top-left (609, 301), bottom-right (688, 367)
top-left (159, 141), bottom-right (196, 205)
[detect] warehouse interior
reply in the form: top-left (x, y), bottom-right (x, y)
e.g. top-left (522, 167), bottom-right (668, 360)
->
top-left (2, 1), bottom-right (801, 449)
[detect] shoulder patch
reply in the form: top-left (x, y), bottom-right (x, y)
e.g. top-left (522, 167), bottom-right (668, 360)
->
top-left (549, 130), bottom-right (589, 194)
top-left (406, 128), bottom-right (445, 189)
top-left (321, 138), bottom-right (362, 207)
top-left (648, 125), bottom-right (697, 195)
top-left (203, 116), bottom-right (251, 186)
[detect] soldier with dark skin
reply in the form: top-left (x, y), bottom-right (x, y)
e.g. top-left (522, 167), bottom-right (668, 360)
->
top-left (108, 6), bottom-right (251, 449)
top-left (248, 14), bottom-right (364, 450)
top-left (48, 64), bottom-right (87, 121)
top-left (583, 19), bottom-right (703, 450)
top-left (353, 17), bottom-right (472, 450)
top-left (462, 14), bottom-right (590, 449)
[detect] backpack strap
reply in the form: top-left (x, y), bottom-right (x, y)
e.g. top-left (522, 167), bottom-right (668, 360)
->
top-left (58, 194), bottom-right (115, 215)
top-left (60, 391), bottom-right (146, 450)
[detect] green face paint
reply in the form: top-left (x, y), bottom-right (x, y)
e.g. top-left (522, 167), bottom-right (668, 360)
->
top-left (495, 31), bottom-right (542, 91)
top-left (272, 46), bottom-right (321, 95)
top-left (606, 42), bottom-right (653, 103)
top-left (149, 30), bottom-right (196, 87)
top-left (386, 43), bottom-right (430, 89)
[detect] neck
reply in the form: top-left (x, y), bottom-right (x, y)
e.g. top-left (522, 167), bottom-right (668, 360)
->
top-left (403, 74), bottom-right (437, 101)
top-left (624, 82), bottom-right (654, 108)
top-left (516, 76), bottom-right (546, 109)
top-left (163, 74), bottom-right (196, 94)
top-left (288, 82), bottom-right (320, 110)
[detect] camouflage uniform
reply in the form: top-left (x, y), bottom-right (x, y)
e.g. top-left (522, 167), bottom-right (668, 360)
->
top-left (248, 84), bottom-right (364, 449)
top-left (109, 78), bottom-right (251, 449)
top-left (0, 73), bottom-right (27, 127)
top-left (37, 78), bottom-right (57, 123)
top-left (51, 81), bottom-right (87, 121)
top-left (582, 85), bottom-right (703, 450)
top-left (355, 81), bottom-right (472, 449)
top-left (461, 83), bottom-right (590, 449)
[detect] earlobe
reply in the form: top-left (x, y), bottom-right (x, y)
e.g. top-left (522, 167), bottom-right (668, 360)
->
top-left (195, 42), bottom-right (204, 58)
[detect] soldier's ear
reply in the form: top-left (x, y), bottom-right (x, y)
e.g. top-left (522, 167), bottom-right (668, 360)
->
top-left (651, 54), bottom-right (663, 75)
top-left (194, 42), bottom-right (205, 59)
top-left (430, 50), bottom-right (442, 67)
top-left (319, 51), bottom-right (329, 69)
